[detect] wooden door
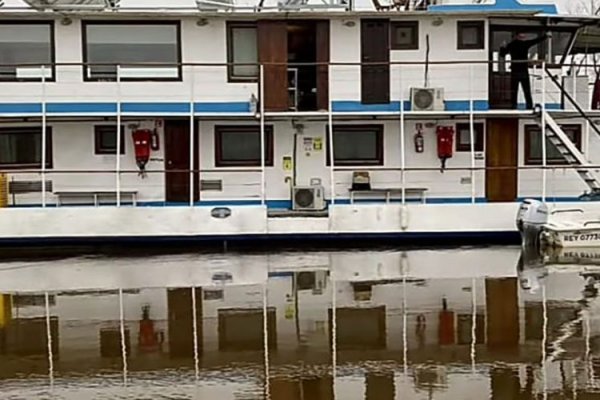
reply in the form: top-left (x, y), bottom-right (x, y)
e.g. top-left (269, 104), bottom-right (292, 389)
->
top-left (316, 20), bottom-right (330, 111)
top-left (361, 19), bottom-right (390, 104)
top-left (486, 118), bottom-right (518, 202)
top-left (165, 120), bottom-right (199, 203)
top-left (258, 20), bottom-right (288, 111)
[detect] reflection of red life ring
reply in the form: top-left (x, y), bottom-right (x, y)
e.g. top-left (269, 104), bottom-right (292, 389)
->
top-left (438, 310), bottom-right (455, 345)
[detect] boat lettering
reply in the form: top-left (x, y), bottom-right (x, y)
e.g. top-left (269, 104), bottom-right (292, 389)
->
top-left (564, 233), bottom-right (600, 242)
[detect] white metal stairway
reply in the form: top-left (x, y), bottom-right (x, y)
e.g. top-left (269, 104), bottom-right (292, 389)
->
top-left (541, 111), bottom-right (600, 194)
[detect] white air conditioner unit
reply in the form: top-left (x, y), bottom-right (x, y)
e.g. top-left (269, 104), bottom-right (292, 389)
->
top-left (410, 87), bottom-right (445, 111)
top-left (295, 270), bottom-right (328, 293)
top-left (292, 185), bottom-right (325, 211)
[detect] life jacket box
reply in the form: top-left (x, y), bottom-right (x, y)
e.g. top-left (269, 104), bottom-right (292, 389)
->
top-left (351, 171), bottom-right (371, 190)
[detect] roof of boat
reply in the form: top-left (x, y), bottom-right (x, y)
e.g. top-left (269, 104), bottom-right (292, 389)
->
top-left (0, 0), bottom-right (592, 21)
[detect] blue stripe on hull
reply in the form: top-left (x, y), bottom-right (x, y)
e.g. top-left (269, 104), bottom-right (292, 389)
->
top-left (11, 196), bottom-right (600, 209)
top-left (0, 101), bottom-right (564, 114)
top-left (0, 102), bottom-right (251, 114)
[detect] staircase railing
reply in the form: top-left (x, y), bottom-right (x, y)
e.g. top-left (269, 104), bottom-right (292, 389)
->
top-left (543, 66), bottom-right (600, 138)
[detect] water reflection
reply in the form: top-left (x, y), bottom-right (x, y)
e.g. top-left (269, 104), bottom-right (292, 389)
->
top-left (1, 247), bottom-right (600, 399)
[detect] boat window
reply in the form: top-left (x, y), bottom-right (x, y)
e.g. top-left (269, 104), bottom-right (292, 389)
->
top-left (525, 124), bottom-right (581, 165)
top-left (215, 125), bottom-right (274, 167)
top-left (391, 21), bottom-right (419, 51)
top-left (457, 21), bottom-right (485, 50)
top-left (227, 22), bottom-right (258, 82)
top-left (83, 22), bottom-right (181, 81)
top-left (0, 22), bottom-right (54, 82)
top-left (327, 125), bottom-right (384, 166)
top-left (94, 125), bottom-right (125, 155)
top-left (456, 123), bottom-right (484, 152)
top-left (0, 127), bottom-right (52, 169)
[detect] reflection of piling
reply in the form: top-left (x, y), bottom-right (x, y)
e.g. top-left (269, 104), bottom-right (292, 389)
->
top-left (0, 173), bottom-right (7, 207)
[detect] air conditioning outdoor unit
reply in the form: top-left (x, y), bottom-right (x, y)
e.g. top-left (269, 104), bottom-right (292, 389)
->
top-left (410, 87), bottom-right (445, 111)
top-left (292, 185), bottom-right (325, 211)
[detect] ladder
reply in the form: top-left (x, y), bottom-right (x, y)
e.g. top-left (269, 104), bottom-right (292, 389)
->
top-left (541, 111), bottom-right (600, 193)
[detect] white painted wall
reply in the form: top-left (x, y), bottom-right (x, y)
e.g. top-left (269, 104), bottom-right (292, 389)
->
top-left (330, 15), bottom-right (489, 105)
top-left (0, 14), bottom-right (489, 107)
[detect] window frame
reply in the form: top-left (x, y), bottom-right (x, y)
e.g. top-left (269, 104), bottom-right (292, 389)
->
top-left (81, 20), bottom-right (182, 82)
top-left (214, 125), bottom-right (274, 167)
top-left (391, 21), bottom-right (419, 51)
top-left (457, 20), bottom-right (485, 50)
top-left (0, 20), bottom-right (56, 82)
top-left (0, 127), bottom-right (53, 169)
top-left (524, 124), bottom-right (582, 165)
top-left (326, 125), bottom-right (384, 166)
top-left (456, 122), bottom-right (484, 152)
top-left (94, 125), bottom-right (125, 155)
top-left (226, 22), bottom-right (259, 83)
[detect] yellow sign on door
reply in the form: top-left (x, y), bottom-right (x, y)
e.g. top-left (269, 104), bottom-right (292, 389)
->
top-left (283, 156), bottom-right (293, 171)
top-left (313, 137), bottom-right (323, 151)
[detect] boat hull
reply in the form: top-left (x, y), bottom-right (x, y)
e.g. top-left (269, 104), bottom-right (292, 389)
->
top-left (542, 228), bottom-right (600, 248)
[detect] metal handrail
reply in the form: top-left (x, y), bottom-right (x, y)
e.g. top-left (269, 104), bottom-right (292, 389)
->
top-left (0, 60), bottom-right (588, 68)
top-left (3, 164), bottom-right (600, 174)
top-left (551, 209), bottom-right (584, 215)
top-left (543, 66), bottom-right (600, 138)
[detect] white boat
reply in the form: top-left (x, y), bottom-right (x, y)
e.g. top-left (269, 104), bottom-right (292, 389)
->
top-left (1, 0), bottom-right (600, 246)
top-left (517, 199), bottom-right (600, 248)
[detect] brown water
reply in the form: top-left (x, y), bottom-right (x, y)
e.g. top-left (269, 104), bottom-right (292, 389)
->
top-left (0, 246), bottom-right (599, 399)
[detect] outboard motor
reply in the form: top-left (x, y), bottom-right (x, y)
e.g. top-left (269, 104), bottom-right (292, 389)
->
top-left (516, 199), bottom-right (549, 249)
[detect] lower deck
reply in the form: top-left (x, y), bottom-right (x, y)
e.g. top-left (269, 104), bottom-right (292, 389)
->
top-left (1, 113), bottom-right (600, 244)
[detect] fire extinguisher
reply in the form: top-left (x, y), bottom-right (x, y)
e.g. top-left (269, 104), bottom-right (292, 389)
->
top-left (436, 126), bottom-right (454, 173)
top-left (414, 123), bottom-right (424, 153)
top-left (132, 129), bottom-right (152, 178)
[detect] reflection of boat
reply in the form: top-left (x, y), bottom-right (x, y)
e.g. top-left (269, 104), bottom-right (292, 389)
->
top-left (544, 247), bottom-right (600, 267)
top-left (518, 245), bottom-right (600, 293)
top-left (516, 199), bottom-right (600, 248)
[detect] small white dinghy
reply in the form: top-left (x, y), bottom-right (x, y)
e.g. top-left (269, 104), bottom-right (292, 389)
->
top-left (516, 199), bottom-right (600, 248)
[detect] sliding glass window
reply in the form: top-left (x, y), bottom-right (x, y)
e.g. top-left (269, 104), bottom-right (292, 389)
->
top-left (83, 22), bottom-right (181, 81)
top-left (0, 22), bottom-right (54, 81)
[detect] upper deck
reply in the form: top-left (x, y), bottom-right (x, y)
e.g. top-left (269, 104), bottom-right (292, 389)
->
top-left (0, 0), bottom-right (593, 120)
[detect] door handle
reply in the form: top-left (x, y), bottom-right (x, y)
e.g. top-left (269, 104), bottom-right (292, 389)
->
top-left (167, 160), bottom-right (173, 166)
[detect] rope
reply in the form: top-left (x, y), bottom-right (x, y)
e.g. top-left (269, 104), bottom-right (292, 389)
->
top-left (119, 288), bottom-right (128, 387)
